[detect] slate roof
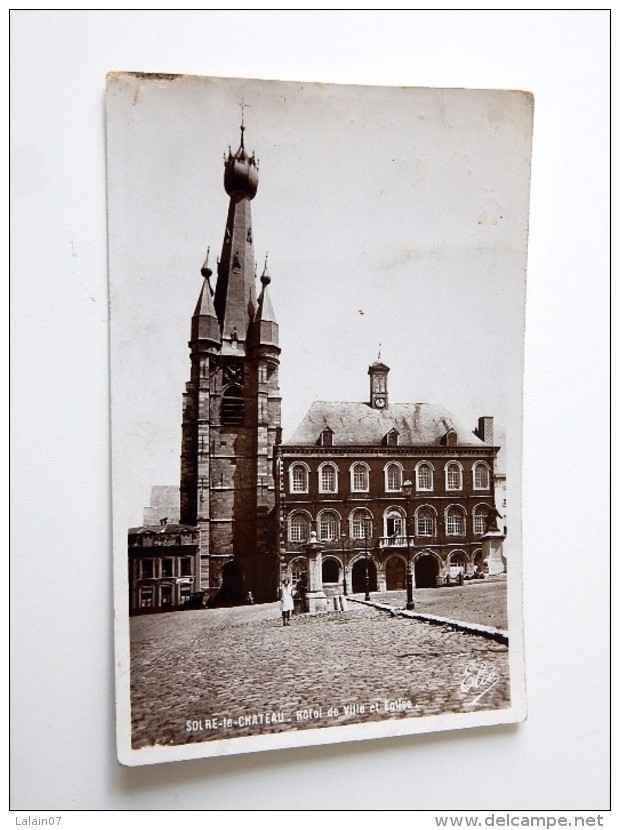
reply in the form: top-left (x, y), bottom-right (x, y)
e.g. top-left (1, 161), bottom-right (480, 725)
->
top-left (284, 401), bottom-right (490, 447)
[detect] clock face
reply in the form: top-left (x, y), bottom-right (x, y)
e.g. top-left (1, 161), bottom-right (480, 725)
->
top-left (375, 397), bottom-right (385, 408)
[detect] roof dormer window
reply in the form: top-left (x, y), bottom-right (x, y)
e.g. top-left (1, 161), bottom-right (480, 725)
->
top-left (319, 427), bottom-right (333, 447)
top-left (441, 429), bottom-right (458, 447)
top-left (384, 428), bottom-right (399, 447)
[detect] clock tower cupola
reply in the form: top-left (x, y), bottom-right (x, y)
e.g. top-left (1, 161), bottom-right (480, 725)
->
top-left (368, 360), bottom-right (390, 409)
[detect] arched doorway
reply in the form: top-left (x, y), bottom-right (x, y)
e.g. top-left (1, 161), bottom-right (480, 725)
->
top-left (212, 560), bottom-right (245, 605)
top-left (351, 558), bottom-right (377, 593)
top-left (449, 550), bottom-right (468, 575)
top-left (415, 554), bottom-right (439, 588)
top-left (385, 557), bottom-right (406, 590)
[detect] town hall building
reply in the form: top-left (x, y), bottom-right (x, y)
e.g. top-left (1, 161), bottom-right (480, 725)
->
top-left (276, 360), bottom-right (499, 597)
top-left (128, 125), bottom-right (503, 614)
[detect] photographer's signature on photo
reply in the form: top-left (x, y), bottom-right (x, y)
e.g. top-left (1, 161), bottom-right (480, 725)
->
top-left (459, 661), bottom-right (500, 706)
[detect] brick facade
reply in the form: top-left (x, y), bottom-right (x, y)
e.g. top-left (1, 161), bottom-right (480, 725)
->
top-left (276, 366), bottom-right (500, 594)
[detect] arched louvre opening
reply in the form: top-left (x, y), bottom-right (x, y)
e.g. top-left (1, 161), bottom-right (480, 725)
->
top-left (221, 386), bottom-right (244, 426)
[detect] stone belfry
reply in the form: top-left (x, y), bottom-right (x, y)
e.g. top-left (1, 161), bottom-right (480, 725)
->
top-left (180, 121), bottom-right (281, 603)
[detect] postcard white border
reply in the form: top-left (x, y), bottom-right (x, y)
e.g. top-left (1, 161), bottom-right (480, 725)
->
top-left (11, 10), bottom-right (610, 810)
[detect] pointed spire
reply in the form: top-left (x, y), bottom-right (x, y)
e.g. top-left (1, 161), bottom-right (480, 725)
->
top-left (192, 255), bottom-right (221, 345)
top-left (216, 123), bottom-right (259, 346)
top-left (260, 253), bottom-right (271, 287)
top-left (200, 246), bottom-right (212, 279)
top-left (253, 256), bottom-right (278, 347)
top-left (239, 98), bottom-right (249, 149)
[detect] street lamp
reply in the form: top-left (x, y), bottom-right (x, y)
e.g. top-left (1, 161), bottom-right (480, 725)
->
top-left (340, 531), bottom-right (348, 596)
top-left (402, 479), bottom-right (415, 610)
top-left (364, 516), bottom-right (372, 601)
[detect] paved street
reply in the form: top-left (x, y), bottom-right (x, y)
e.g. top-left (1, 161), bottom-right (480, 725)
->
top-left (130, 599), bottom-right (510, 749)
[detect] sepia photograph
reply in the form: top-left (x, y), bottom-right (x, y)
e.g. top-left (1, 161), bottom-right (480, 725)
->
top-left (107, 73), bottom-right (533, 765)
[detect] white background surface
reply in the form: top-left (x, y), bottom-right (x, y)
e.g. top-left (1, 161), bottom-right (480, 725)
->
top-left (11, 10), bottom-right (610, 811)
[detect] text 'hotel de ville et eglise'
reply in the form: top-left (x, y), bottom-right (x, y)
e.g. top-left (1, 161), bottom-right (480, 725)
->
top-left (127, 123), bottom-right (507, 615)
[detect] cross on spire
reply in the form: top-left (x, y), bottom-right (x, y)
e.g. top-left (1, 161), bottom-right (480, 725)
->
top-left (238, 98), bottom-right (250, 147)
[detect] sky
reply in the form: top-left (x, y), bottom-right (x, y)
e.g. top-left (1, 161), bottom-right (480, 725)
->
top-left (106, 74), bottom-right (532, 526)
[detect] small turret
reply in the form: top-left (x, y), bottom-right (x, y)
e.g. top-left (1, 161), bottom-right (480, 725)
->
top-left (191, 248), bottom-right (221, 346)
top-left (368, 360), bottom-right (390, 409)
top-left (252, 256), bottom-right (279, 348)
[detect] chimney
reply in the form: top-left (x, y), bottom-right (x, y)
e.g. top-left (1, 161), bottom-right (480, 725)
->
top-left (476, 416), bottom-right (494, 444)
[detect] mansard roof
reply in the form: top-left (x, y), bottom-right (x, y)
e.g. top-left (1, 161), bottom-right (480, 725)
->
top-left (284, 401), bottom-right (490, 448)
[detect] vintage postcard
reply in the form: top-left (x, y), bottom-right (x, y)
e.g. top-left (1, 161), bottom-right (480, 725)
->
top-left (107, 73), bottom-right (533, 765)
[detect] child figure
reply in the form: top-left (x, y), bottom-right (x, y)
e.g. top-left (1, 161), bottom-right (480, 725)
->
top-left (279, 577), bottom-right (294, 626)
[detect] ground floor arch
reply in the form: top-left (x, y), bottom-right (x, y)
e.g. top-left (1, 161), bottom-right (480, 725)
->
top-left (210, 559), bottom-right (245, 605)
top-left (449, 549), bottom-right (469, 573)
top-left (385, 555), bottom-right (407, 590)
top-left (351, 557), bottom-right (377, 593)
top-left (414, 552), bottom-right (440, 588)
top-left (322, 556), bottom-right (341, 584)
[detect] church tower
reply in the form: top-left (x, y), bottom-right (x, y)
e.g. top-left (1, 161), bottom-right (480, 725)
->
top-left (180, 122), bottom-right (281, 603)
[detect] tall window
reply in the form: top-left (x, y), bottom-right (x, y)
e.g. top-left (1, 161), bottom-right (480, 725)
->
top-left (446, 507), bottom-right (465, 535)
top-left (416, 462), bottom-right (433, 491)
top-left (385, 463), bottom-right (402, 492)
top-left (445, 462), bottom-right (463, 491)
top-left (221, 386), bottom-right (244, 425)
top-left (289, 512), bottom-right (311, 543)
top-left (351, 462), bottom-right (369, 492)
top-left (473, 507), bottom-right (489, 535)
top-left (473, 462), bottom-right (490, 490)
top-left (319, 463), bottom-right (338, 493)
top-left (289, 558), bottom-right (308, 587)
top-left (318, 510), bottom-right (340, 541)
top-left (416, 508), bottom-right (435, 537)
top-left (350, 509), bottom-right (373, 540)
top-left (140, 559), bottom-right (154, 579)
top-left (384, 508), bottom-right (405, 538)
top-left (290, 463), bottom-right (308, 493)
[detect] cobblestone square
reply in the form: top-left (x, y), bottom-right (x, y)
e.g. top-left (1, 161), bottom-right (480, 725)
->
top-left (130, 595), bottom-right (511, 749)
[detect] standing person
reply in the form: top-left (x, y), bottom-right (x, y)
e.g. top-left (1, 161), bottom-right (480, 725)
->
top-left (295, 575), bottom-right (307, 615)
top-left (279, 577), bottom-right (294, 626)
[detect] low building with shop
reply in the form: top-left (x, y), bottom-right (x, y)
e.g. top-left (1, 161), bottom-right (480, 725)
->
top-left (128, 523), bottom-right (200, 614)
